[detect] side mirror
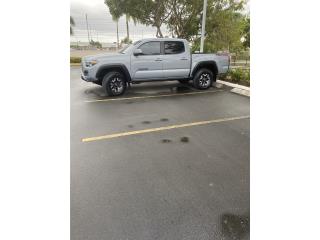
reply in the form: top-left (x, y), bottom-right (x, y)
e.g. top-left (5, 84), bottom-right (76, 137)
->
top-left (133, 48), bottom-right (143, 56)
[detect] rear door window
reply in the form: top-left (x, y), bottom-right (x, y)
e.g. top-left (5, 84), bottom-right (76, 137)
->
top-left (164, 41), bottom-right (185, 54)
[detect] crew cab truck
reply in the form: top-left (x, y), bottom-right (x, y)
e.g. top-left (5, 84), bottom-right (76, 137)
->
top-left (81, 38), bottom-right (229, 96)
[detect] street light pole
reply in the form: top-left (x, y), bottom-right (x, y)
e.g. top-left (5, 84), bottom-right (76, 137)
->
top-left (85, 14), bottom-right (90, 44)
top-left (200, 0), bottom-right (207, 53)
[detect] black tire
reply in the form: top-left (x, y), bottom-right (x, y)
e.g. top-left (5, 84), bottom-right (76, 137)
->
top-left (102, 71), bottom-right (127, 96)
top-left (192, 68), bottom-right (215, 90)
top-left (178, 79), bottom-right (189, 84)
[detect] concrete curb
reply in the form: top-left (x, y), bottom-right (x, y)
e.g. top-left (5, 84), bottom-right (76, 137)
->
top-left (70, 63), bottom-right (81, 66)
top-left (216, 80), bottom-right (250, 97)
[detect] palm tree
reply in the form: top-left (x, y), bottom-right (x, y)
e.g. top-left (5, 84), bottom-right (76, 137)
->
top-left (105, 0), bottom-right (123, 49)
top-left (112, 15), bottom-right (120, 49)
top-left (126, 14), bottom-right (130, 40)
top-left (70, 17), bottom-right (75, 35)
top-left (106, 0), bottom-right (138, 46)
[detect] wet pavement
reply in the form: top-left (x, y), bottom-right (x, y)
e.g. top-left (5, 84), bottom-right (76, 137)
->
top-left (70, 67), bottom-right (250, 240)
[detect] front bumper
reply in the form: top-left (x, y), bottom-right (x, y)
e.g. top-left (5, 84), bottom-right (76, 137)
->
top-left (81, 72), bottom-right (91, 82)
top-left (81, 63), bottom-right (98, 82)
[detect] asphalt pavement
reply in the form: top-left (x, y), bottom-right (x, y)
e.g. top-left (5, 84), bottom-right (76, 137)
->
top-left (71, 66), bottom-right (250, 240)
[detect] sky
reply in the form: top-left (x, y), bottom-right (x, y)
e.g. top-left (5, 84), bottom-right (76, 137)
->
top-left (70, 0), bottom-right (249, 44)
top-left (70, 0), bottom-right (169, 43)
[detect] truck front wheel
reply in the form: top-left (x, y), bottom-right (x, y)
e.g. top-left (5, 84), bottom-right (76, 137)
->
top-left (102, 71), bottom-right (127, 96)
top-left (193, 68), bottom-right (215, 90)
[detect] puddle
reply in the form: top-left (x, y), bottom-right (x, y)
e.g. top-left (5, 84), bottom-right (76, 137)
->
top-left (84, 88), bottom-right (106, 98)
top-left (220, 213), bottom-right (250, 240)
top-left (171, 86), bottom-right (192, 93)
top-left (161, 139), bottom-right (172, 143)
top-left (180, 136), bottom-right (189, 143)
top-left (160, 118), bottom-right (169, 122)
top-left (141, 121), bottom-right (151, 124)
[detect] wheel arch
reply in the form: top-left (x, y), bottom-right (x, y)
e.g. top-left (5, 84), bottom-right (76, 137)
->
top-left (96, 64), bottom-right (131, 84)
top-left (191, 61), bottom-right (218, 80)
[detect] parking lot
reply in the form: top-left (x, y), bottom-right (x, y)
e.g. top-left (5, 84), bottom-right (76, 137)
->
top-left (71, 66), bottom-right (250, 240)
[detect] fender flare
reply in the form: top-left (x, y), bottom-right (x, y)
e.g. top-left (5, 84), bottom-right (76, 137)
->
top-left (190, 61), bottom-right (218, 78)
top-left (96, 64), bottom-right (132, 82)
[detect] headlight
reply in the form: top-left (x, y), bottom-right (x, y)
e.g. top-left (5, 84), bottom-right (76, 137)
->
top-left (85, 60), bottom-right (98, 67)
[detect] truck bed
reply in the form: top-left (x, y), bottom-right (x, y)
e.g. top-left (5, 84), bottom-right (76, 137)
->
top-left (191, 53), bottom-right (230, 74)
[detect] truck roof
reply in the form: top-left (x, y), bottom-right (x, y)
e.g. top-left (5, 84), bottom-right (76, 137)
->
top-left (139, 38), bottom-right (186, 42)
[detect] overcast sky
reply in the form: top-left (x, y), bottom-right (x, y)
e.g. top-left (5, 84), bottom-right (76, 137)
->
top-left (70, 0), bottom-right (169, 43)
top-left (70, 0), bottom-right (249, 43)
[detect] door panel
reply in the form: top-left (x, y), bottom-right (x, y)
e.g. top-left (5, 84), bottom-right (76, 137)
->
top-left (131, 41), bottom-right (164, 80)
top-left (162, 41), bottom-right (191, 79)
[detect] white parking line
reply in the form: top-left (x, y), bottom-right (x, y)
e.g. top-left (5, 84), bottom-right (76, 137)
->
top-left (82, 115), bottom-right (249, 142)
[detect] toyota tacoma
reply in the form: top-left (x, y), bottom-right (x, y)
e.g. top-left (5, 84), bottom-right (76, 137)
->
top-left (81, 38), bottom-right (230, 96)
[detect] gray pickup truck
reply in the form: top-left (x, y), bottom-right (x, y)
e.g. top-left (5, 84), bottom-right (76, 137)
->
top-left (81, 38), bottom-right (229, 96)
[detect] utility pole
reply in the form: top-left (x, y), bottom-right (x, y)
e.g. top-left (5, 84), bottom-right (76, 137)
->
top-left (116, 20), bottom-right (119, 49)
top-left (85, 14), bottom-right (90, 44)
top-left (200, 0), bottom-right (207, 53)
top-left (89, 24), bottom-right (93, 42)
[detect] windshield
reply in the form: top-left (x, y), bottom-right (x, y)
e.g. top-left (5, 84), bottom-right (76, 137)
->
top-left (118, 40), bottom-right (142, 54)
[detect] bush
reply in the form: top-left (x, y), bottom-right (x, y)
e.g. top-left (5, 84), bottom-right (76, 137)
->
top-left (70, 57), bottom-right (81, 63)
top-left (219, 68), bottom-right (250, 86)
top-left (230, 68), bottom-right (244, 83)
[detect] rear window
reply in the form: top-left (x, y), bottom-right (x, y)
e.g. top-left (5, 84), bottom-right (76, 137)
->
top-left (164, 41), bottom-right (185, 54)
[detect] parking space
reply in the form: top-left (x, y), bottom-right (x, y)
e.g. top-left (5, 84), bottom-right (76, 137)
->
top-left (71, 66), bottom-right (250, 240)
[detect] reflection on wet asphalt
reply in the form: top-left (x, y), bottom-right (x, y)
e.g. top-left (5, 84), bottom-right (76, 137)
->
top-left (220, 213), bottom-right (250, 240)
top-left (161, 139), bottom-right (172, 143)
top-left (180, 136), bottom-right (190, 143)
top-left (82, 81), bottom-right (218, 100)
top-left (160, 118), bottom-right (169, 122)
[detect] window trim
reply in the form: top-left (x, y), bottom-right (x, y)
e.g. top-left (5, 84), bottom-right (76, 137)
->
top-left (164, 41), bottom-right (185, 55)
top-left (136, 41), bottom-right (161, 56)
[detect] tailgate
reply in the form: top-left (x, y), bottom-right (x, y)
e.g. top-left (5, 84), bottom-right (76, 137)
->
top-left (217, 54), bottom-right (230, 73)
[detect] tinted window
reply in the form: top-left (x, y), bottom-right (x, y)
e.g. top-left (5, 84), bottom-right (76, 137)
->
top-left (138, 41), bottom-right (161, 55)
top-left (164, 41), bottom-right (185, 54)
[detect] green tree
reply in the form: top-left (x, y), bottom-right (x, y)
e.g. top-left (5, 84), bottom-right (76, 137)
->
top-left (120, 36), bottom-right (133, 45)
top-left (132, 0), bottom-right (171, 38)
top-left (105, 0), bottom-right (248, 53)
top-left (242, 16), bottom-right (250, 49)
top-left (191, 0), bottom-right (247, 52)
top-left (90, 40), bottom-right (102, 48)
top-left (166, 0), bottom-right (203, 40)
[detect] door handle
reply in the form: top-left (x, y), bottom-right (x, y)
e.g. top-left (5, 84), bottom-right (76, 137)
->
top-left (155, 58), bottom-right (162, 61)
top-left (180, 58), bottom-right (188, 61)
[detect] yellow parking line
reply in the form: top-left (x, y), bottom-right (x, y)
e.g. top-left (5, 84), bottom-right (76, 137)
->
top-left (85, 89), bottom-right (224, 103)
top-left (82, 115), bottom-right (249, 142)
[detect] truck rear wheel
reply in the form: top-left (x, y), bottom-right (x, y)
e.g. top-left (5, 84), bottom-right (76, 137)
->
top-left (193, 68), bottom-right (215, 90)
top-left (102, 71), bottom-right (127, 96)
